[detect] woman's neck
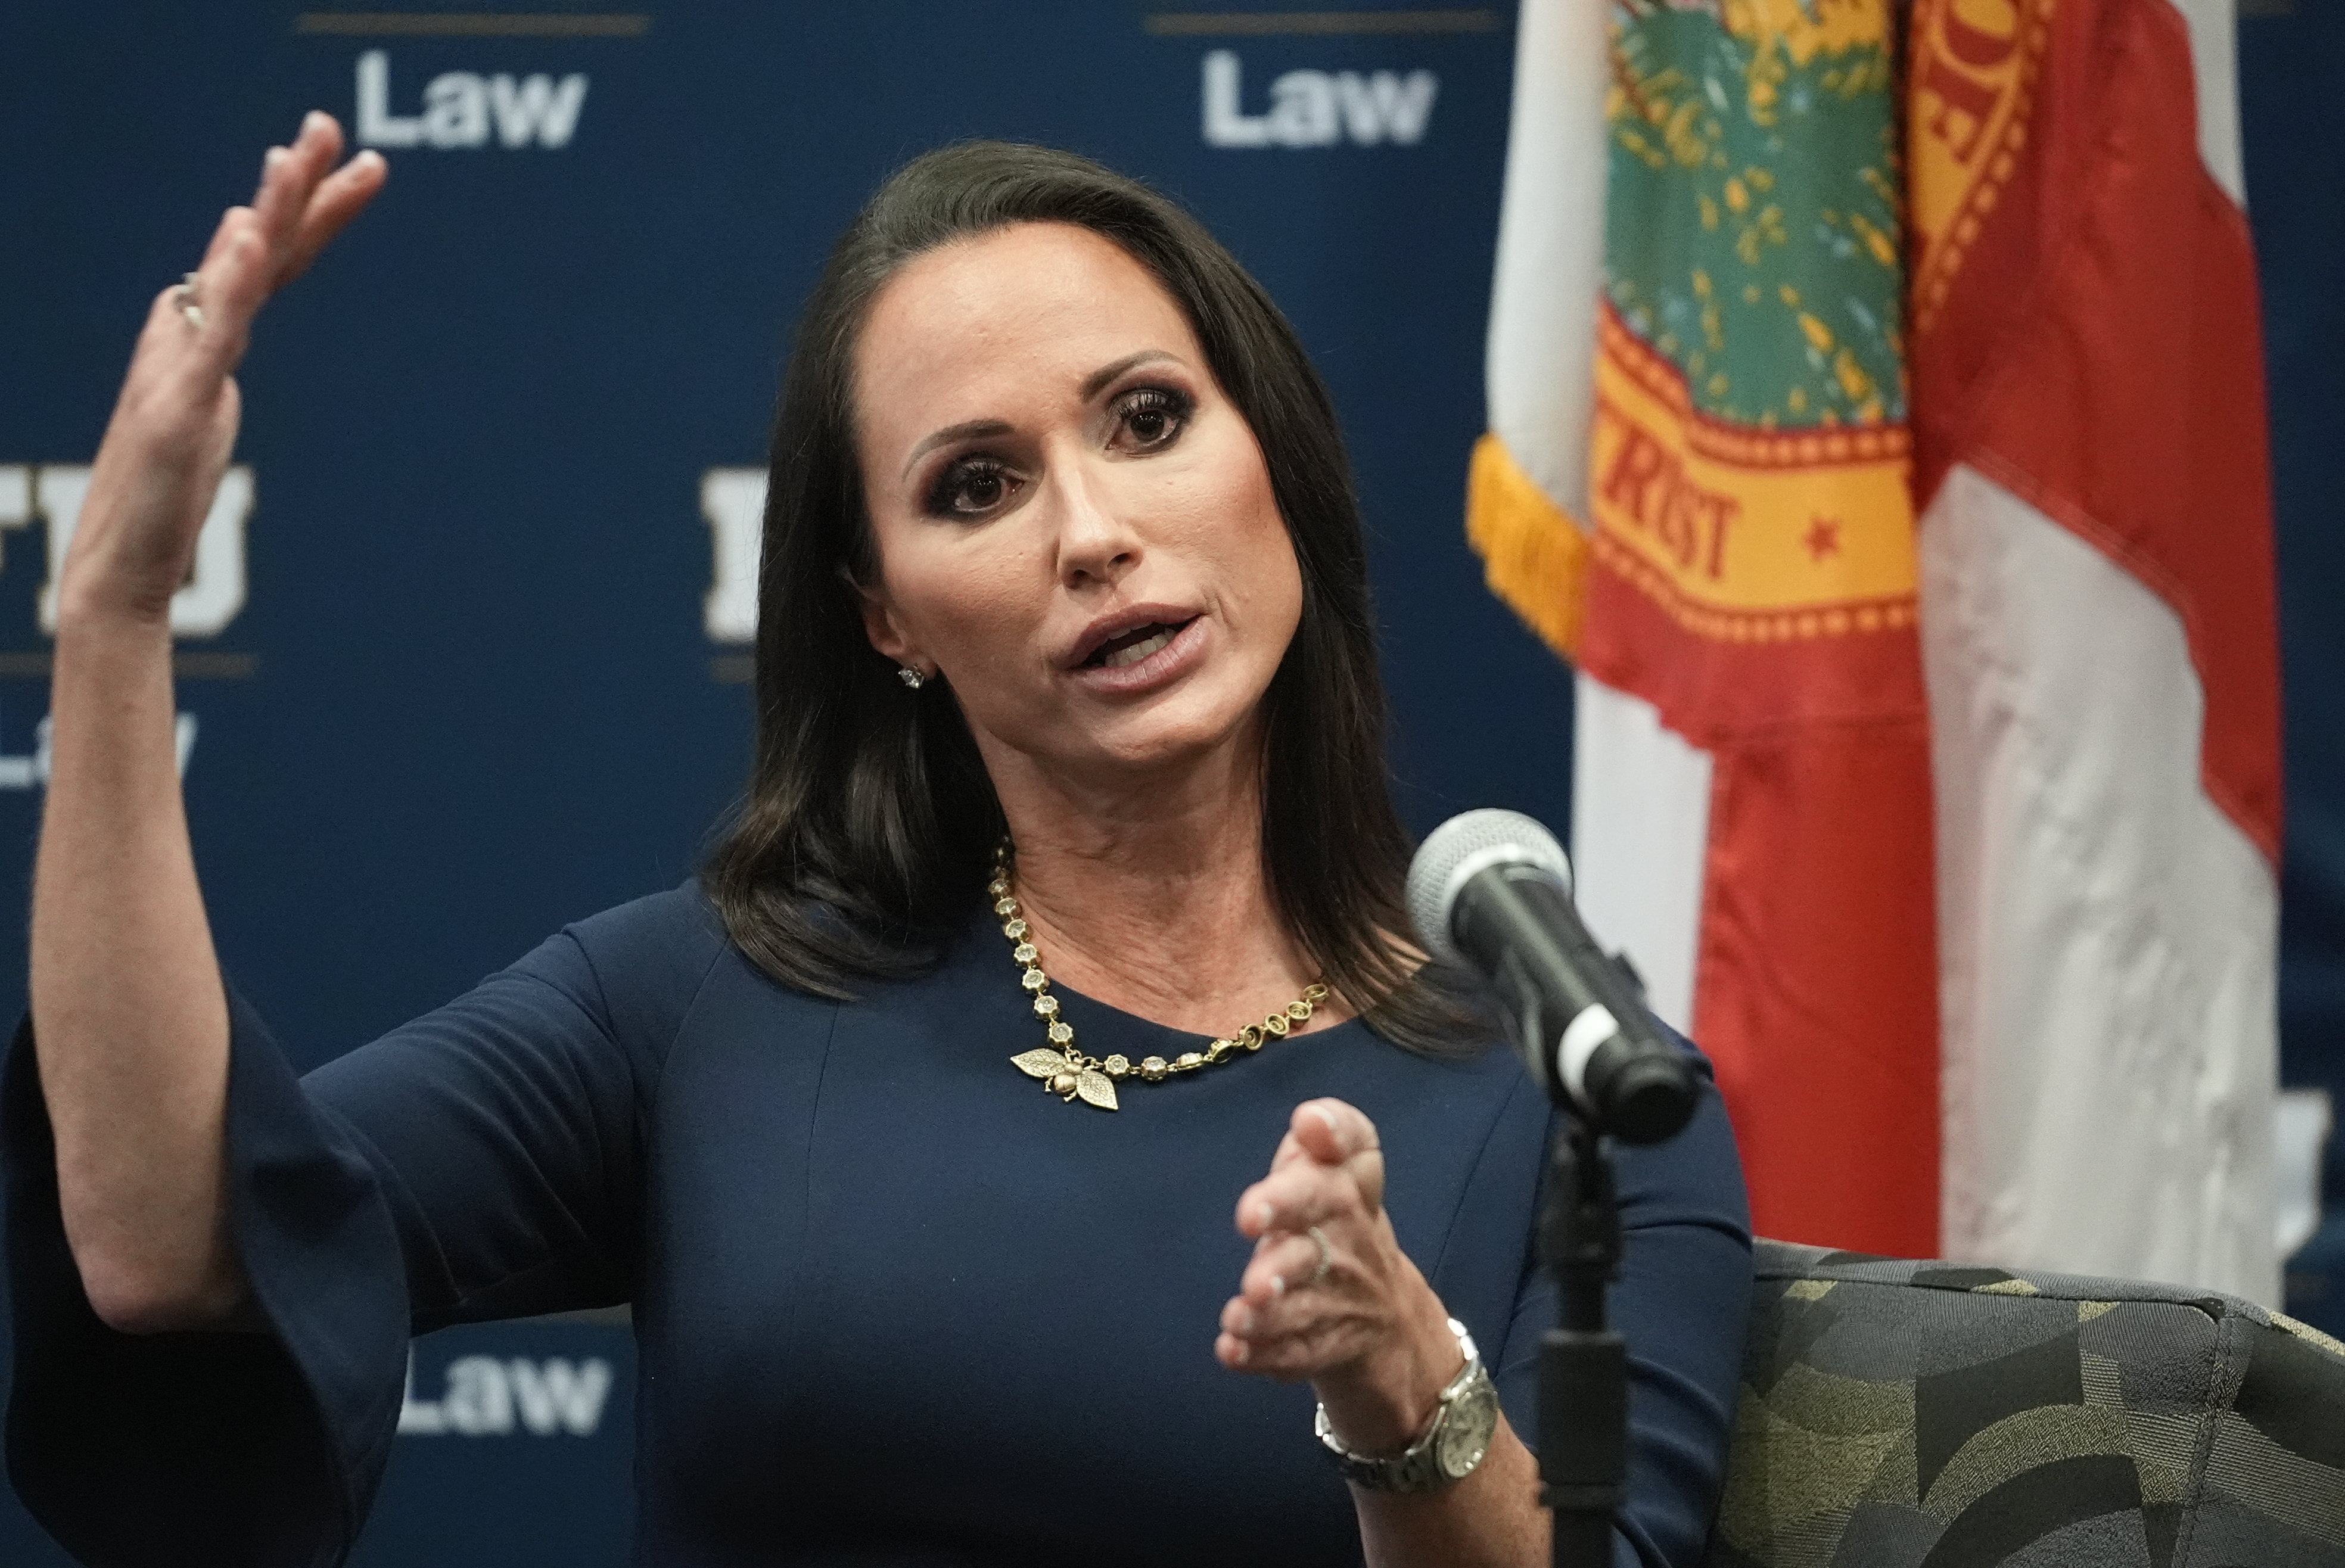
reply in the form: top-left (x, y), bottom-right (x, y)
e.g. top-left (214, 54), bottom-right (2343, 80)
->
top-left (982, 732), bottom-right (1342, 1037)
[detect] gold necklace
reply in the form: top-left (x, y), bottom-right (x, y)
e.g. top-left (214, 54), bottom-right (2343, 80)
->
top-left (991, 845), bottom-right (1330, 1111)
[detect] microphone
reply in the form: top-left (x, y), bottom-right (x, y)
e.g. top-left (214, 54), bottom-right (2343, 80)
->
top-left (1407, 809), bottom-right (1697, 1144)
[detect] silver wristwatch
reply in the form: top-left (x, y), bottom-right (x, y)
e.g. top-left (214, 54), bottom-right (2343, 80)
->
top-left (1313, 1317), bottom-right (1500, 1493)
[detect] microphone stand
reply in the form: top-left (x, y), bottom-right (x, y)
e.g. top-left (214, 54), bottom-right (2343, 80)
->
top-left (1537, 1115), bottom-right (1626, 1568)
top-left (1493, 950), bottom-right (1657, 1568)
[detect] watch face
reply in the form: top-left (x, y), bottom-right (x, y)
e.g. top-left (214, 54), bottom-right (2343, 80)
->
top-left (1436, 1377), bottom-right (1499, 1478)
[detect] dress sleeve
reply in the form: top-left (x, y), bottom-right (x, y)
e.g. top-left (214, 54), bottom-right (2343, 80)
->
top-left (1491, 1064), bottom-right (1755, 1568)
top-left (1, 897), bottom-right (716, 1568)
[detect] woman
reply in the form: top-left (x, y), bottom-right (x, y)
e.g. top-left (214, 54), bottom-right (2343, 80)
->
top-left (8, 114), bottom-right (1750, 1567)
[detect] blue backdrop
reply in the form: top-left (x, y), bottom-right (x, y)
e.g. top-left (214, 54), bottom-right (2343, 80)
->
top-left (0, 4), bottom-right (2335, 1564)
top-left (2243, 0), bottom-right (2345, 1343)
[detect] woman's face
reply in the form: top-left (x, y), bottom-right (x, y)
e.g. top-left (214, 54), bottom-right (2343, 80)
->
top-left (852, 221), bottom-right (1304, 791)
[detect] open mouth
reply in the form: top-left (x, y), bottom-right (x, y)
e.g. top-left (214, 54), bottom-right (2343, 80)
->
top-left (1082, 617), bottom-right (1197, 670)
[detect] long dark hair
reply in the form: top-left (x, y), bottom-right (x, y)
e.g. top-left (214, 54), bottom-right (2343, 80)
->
top-left (705, 141), bottom-right (1474, 1054)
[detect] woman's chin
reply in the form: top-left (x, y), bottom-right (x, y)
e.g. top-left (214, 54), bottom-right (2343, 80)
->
top-left (1039, 688), bottom-right (1267, 785)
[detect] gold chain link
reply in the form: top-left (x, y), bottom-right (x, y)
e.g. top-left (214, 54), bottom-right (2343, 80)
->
top-left (992, 843), bottom-right (1329, 1110)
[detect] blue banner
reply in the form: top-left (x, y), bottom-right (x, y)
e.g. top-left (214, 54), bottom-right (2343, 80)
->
top-left (0, 5), bottom-right (1550, 1561)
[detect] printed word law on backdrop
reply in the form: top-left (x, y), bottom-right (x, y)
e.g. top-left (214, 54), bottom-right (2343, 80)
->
top-left (0, 7), bottom-right (1529, 1566)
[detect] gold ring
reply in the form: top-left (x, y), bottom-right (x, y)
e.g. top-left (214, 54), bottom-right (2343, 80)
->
top-left (1307, 1224), bottom-right (1333, 1285)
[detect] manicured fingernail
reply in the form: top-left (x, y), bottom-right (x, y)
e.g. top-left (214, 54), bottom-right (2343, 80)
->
top-left (266, 147), bottom-right (288, 169)
top-left (1269, 1274), bottom-right (1286, 1298)
top-left (304, 110), bottom-right (332, 136)
top-left (1229, 1338), bottom-right (1250, 1365)
top-left (1310, 1105), bottom-right (1337, 1133)
top-left (1256, 1201), bottom-right (1276, 1229)
top-left (1232, 1305), bottom-right (1255, 1333)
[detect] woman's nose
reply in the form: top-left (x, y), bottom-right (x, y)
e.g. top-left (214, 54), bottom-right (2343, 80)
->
top-left (1051, 464), bottom-right (1143, 587)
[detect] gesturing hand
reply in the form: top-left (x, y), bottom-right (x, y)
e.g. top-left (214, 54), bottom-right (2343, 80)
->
top-left (1217, 1098), bottom-right (1469, 1456)
top-left (66, 113), bottom-right (384, 631)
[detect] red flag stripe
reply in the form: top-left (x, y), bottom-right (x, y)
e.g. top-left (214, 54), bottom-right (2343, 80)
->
top-left (1910, 0), bottom-right (2282, 862)
top-left (1694, 725), bottom-right (1942, 1256)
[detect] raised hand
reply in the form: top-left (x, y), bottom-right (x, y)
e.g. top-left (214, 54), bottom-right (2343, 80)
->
top-left (64, 112), bottom-right (384, 631)
top-left (33, 115), bottom-right (385, 1336)
top-left (1216, 1097), bottom-right (1466, 1455)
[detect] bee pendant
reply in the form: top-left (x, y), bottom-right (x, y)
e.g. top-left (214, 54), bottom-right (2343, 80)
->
top-left (1010, 1049), bottom-right (1120, 1110)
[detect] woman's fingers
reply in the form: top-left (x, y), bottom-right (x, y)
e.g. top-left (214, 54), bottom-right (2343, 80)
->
top-left (1291, 1097), bottom-right (1375, 1162)
top-left (1218, 1098), bottom-right (1401, 1377)
top-left (248, 145), bottom-right (298, 250)
top-left (168, 135), bottom-right (375, 383)
top-left (250, 114), bottom-right (339, 249)
top-left (1217, 1266), bottom-right (1382, 1379)
top-left (1217, 1316), bottom-right (1354, 1377)
top-left (277, 150), bottom-right (387, 287)
top-left (181, 115), bottom-right (382, 356)
top-left (200, 135), bottom-right (309, 338)
top-left (145, 115), bottom-right (372, 379)
top-left (176, 219), bottom-right (271, 378)
top-left (1298, 1098), bottom-right (1386, 1211)
top-left (1237, 1166), bottom-right (1358, 1246)
top-left (1218, 1100), bottom-right (1463, 1448)
top-left (195, 200), bottom-right (246, 273)
top-left (1234, 1099), bottom-right (1385, 1242)
top-left (218, 118), bottom-right (331, 321)
top-left (1258, 1099), bottom-right (1355, 1174)
top-left (256, 113), bottom-right (377, 286)
top-left (1239, 1228), bottom-right (1335, 1304)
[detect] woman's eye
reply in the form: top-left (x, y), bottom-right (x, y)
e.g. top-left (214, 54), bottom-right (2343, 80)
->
top-left (927, 459), bottom-right (1021, 517)
top-left (1111, 388), bottom-right (1192, 452)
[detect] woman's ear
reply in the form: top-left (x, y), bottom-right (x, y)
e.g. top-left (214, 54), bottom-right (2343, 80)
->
top-left (847, 567), bottom-right (922, 670)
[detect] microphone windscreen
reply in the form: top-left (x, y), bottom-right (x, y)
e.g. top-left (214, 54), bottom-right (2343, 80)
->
top-left (1405, 808), bottom-right (1573, 966)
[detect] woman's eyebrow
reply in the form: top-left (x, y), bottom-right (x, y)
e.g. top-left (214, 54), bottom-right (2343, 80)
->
top-left (900, 419), bottom-right (1012, 481)
top-left (1080, 349), bottom-right (1180, 400)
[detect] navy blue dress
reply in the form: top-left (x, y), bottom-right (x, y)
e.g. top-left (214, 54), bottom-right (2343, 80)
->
top-left (3, 884), bottom-right (1750, 1567)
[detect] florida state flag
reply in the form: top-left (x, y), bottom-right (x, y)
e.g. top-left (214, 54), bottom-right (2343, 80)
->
top-left (1473, 0), bottom-right (2280, 1299)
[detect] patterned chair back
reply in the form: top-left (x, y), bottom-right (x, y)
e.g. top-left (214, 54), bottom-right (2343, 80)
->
top-left (1702, 1239), bottom-right (2345, 1566)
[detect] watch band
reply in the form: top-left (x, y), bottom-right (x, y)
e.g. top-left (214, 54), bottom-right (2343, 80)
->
top-left (1313, 1317), bottom-right (1499, 1494)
